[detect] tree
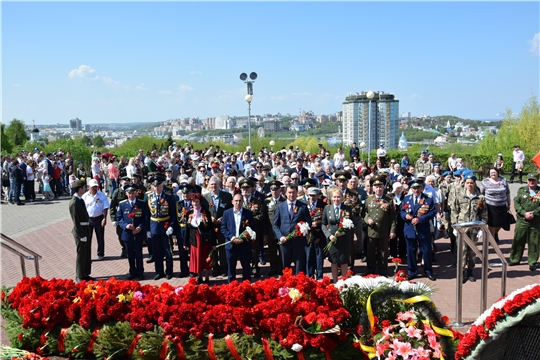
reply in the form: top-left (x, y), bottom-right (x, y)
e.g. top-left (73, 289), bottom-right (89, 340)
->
top-left (5, 119), bottom-right (29, 147)
top-left (1, 123), bottom-right (13, 154)
top-left (81, 135), bottom-right (92, 146)
top-left (93, 135), bottom-right (105, 148)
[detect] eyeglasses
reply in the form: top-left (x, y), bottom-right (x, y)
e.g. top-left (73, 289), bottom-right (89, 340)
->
top-left (204, 178), bottom-right (210, 181)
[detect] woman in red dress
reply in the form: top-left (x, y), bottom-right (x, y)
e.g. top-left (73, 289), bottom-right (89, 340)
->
top-left (184, 193), bottom-right (215, 284)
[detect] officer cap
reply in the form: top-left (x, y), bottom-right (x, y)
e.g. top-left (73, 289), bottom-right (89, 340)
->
top-left (72, 180), bottom-right (86, 191)
top-left (248, 176), bottom-right (258, 183)
top-left (300, 178), bottom-right (317, 188)
top-left (123, 184), bottom-right (137, 192)
top-left (409, 179), bottom-right (425, 188)
top-left (131, 173), bottom-right (140, 178)
top-left (322, 179), bottom-right (333, 187)
top-left (180, 184), bottom-right (194, 194)
top-left (371, 175), bottom-right (386, 186)
top-left (150, 174), bottom-right (166, 186)
top-left (527, 173), bottom-right (539, 181)
top-left (335, 170), bottom-right (352, 181)
top-left (165, 168), bottom-right (172, 173)
top-left (315, 171), bottom-right (325, 178)
top-left (307, 187), bottom-right (321, 196)
top-left (120, 176), bottom-right (131, 182)
top-left (239, 178), bottom-right (255, 188)
top-left (268, 180), bottom-right (283, 190)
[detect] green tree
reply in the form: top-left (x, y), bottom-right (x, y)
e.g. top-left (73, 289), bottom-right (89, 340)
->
top-left (81, 135), bottom-right (92, 146)
top-left (5, 119), bottom-right (29, 147)
top-left (1, 123), bottom-right (13, 154)
top-left (93, 135), bottom-right (105, 148)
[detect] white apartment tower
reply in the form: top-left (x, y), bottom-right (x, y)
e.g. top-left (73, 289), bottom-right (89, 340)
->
top-left (342, 91), bottom-right (399, 153)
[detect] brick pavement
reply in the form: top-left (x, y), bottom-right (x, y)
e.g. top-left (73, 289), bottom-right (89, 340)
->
top-left (1, 182), bottom-right (539, 342)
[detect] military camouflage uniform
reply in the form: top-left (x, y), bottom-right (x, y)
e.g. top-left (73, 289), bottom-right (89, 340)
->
top-left (510, 185), bottom-right (540, 267)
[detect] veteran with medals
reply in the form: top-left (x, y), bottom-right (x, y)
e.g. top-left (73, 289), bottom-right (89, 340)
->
top-left (262, 180), bottom-right (286, 276)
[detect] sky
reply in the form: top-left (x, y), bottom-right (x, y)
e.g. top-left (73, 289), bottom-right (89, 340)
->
top-left (2, 1), bottom-right (539, 125)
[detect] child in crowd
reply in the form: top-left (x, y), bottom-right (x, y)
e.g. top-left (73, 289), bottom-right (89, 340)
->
top-left (42, 170), bottom-right (54, 200)
top-left (68, 174), bottom-right (78, 196)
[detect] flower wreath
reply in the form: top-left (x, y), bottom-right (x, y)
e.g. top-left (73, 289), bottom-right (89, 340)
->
top-left (455, 283), bottom-right (540, 360)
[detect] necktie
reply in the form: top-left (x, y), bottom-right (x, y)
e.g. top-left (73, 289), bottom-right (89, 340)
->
top-left (335, 206), bottom-right (340, 219)
top-left (415, 197), bottom-right (418, 205)
top-left (130, 201), bottom-right (134, 208)
top-left (214, 197), bottom-right (218, 212)
top-left (289, 203), bottom-right (294, 219)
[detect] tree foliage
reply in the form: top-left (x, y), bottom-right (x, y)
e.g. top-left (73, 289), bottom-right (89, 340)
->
top-left (5, 119), bottom-right (29, 147)
top-left (1, 123), bottom-right (13, 154)
top-left (93, 135), bottom-right (105, 148)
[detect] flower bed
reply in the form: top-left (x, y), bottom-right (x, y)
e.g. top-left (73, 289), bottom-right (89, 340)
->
top-left (455, 283), bottom-right (540, 360)
top-left (1, 270), bottom-right (459, 360)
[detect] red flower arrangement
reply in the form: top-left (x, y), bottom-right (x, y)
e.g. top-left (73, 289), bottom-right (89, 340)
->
top-left (455, 284), bottom-right (540, 359)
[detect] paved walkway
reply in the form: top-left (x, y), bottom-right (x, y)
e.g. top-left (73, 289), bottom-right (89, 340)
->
top-left (1, 183), bottom-right (538, 337)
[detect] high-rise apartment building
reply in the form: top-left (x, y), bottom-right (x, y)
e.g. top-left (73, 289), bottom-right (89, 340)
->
top-left (342, 91), bottom-right (399, 153)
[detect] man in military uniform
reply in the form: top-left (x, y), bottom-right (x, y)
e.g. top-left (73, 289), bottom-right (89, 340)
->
top-left (415, 150), bottom-right (432, 176)
top-left (163, 169), bottom-right (176, 196)
top-left (116, 184), bottom-right (149, 280)
top-left (204, 176), bottom-right (233, 277)
top-left (262, 180), bottom-right (286, 276)
top-left (69, 179), bottom-right (94, 283)
top-left (298, 178), bottom-right (317, 203)
top-left (364, 175), bottom-right (397, 275)
top-left (174, 184), bottom-right (194, 277)
top-left (510, 173), bottom-right (540, 271)
top-left (146, 174), bottom-right (177, 280)
top-left (305, 187), bottom-right (327, 279)
top-left (454, 174), bottom-right (488, 282)
top-left (110, 176), bottom-right (130, 258)
top-left (131, 174), bottom-right (146, 200)
top-left (334, 169), bottom-right (363, 273)
top-left (240, 178), bottom-right (264, 278)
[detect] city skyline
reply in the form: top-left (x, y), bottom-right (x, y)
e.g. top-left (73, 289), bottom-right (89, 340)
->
top-left (3, 1), bottom-right (539, 125)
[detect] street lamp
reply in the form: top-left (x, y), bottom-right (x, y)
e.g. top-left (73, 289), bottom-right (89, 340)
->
top-left (366, 91), bottom-right (375, 166)
top-left (269, 140), bottom-right (275, 152)
top-left (359, 141), bottom-right (366, 162)
top-left (240, 72), bottom-right (257, 151)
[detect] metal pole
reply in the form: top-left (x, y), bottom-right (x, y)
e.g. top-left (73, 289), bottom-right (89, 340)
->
top-left (368, 100), bottom-right (371, 166)
top-left (248, 101), bottom-right (252, 151)
top-left (19, 255), bottom-right (26, 278)
top-left (481, 230), bottom-right (489, 312)
top-left (454, 231), bottom-right (464, 327)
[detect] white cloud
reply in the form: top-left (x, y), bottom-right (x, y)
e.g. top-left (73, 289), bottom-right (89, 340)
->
top-left (69, 65), bottom-right (98, 80)
top-left (12, 83), bottom-right (23, 88)
top-left (102, 76), bottom-right (120, 85)
top-left (178, 84), bottom-right (194, 92)
top-left (135, 85), bottom-right (147, 91)
top-left (409, 93), bottom-right (423, 100)
top-left (190, 71), bottom-right (202, 74)
top-left (529, 33), bottom-right (539, 56)
top-left (158, 90), bottom-right (172, 95)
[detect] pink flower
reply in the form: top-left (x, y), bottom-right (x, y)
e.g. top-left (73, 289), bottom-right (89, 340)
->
top-left (392, 338), bottom-right (413, 358)
top-left (404, 325), bottom-right (423, 340)
top-left (376, 341), bottom-right (390, 357)
top-left (278, 287), bottom-right (289, 297)
top-left (397, 310), bottom-right (415, 322)
top-left (174, 286), bottom-right (184, 295)
top-left (133, 291), bottom-right (145, 300)
top-left (415, 346), bottom-right (431, 358)
top-left (428, 334), bottom-right (439, 350)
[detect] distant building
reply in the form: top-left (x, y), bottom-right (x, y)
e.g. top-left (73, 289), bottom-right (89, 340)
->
top-left (214, 115), bottom-right (231, 130)
top-left (398, 132), bottom-right (407, 149)
top-left (263, 120), bottom-right (283, 132)
top-left (69, 118), bottom-right (82, 132)
top-left (342, 91), bottom-right (400, 152)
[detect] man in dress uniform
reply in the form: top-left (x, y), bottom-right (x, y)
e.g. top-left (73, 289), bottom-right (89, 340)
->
top-left (262, 180), bottom-right (286, 276)
top-left (334, 169), bottom-right (363, 273)
top-left (110, 176), bottom-right (130, 258)
top-left (116, 184), bottom-right (149, 280)
top-left (239, 178), bottom-right (264, 278)
top-left (69, 179), bottom-right (94, 283)
top-left (146, 174), bottom-right (177, 280)
top-left (305, 187), bottom-right (327, 279)
top-left (204, 176), bottom-right (233, 277)
top-left (174, 184), bottom-right (195, 277)
top-left (401, 179), bottom-right (437, 281)
top-left (364, 175), bottom-right (397, 276)
top-left (510, 173), bottom-right (540, 271)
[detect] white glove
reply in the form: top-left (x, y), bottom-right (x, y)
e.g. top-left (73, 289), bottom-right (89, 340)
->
top-left (166, 227), bottom-right (174, 236)
top-left (477, 230), bottom-right (483, 239)
top-left (112, 221), bottom-right (117, 227)
top-left (147, 231), bottom-right (152, 238)
top-left (80, 237), bottom-right (87, 242)
top-left (453, 229), bottom-right (457, 237)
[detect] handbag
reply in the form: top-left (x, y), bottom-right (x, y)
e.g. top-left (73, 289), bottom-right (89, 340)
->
top-left (507, 211), bottom-right (516, 225)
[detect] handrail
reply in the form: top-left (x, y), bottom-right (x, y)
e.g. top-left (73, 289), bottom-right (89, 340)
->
top-left (0, 233), bottom-right (42, 278)
top-left (452, 221), bottom-right (507, 327)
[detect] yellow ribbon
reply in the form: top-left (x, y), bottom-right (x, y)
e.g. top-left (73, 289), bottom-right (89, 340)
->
top-left (359, 341), bottom-right (377, 359)
top-left (365, 290), bottom-right (379, 334)
top-left (393, 295), bottom-right (432, 304)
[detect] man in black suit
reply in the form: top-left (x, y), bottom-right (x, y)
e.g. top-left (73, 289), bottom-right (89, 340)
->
top-left (272, 184), bottom-right (312, 275)
top-left (221, 193), bottom-right (255, 283)
top-left (203, 176), bottom-right (233, 277)
top-left (69, 180), bottom-right (93, 283)
top-left (288, 157), bottom-right (309, 180)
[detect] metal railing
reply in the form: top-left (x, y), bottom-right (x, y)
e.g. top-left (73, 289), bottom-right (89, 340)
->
top-left (1, 233), bottom-right (42, 278)
top-left (452, 221), bottom-right (507, 327)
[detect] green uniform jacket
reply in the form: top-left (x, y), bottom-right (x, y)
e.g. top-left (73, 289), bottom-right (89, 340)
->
top-left (364, 194), bottom-right (397, 238)
top-left (514, 185), bottom-right (540, 228)
top-left (262, 195), bottom-right (286, 238)
top-left (69, 196), bottom-right (91, 239)
top-left (109, 187), bottom-right (127, 221)
top-left (454, 190), bottom-right (488, 224)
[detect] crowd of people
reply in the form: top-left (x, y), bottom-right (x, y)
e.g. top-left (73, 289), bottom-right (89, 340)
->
top-left (4, 141), bottom-right (538, 283)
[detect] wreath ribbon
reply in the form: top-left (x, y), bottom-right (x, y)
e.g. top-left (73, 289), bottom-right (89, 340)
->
top-left (58, 328), bottom-right (69, 353)
top-left (225, 335), bottom-right (242, 360)
top-left (126, 333), bottom-right (142, 356)
top-left (159, 335), bottom-right (171, 359)
top-left (207, 333), bottom-right (217, 360)
top-left (174, 339), bottom-right (187, 360)
top-left (87, 324), bottom-right (102, 354)
top-left (261, 336), bottom-right (274, 360)
top-left (365, 289), bottom-right (379, 334)
top-left (296, 351), bottom-right (306, 360)
top-left (359, 341), bottom-right (377, 359)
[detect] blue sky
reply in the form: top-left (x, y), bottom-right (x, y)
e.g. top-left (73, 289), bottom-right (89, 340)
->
top-left (2, 1), bottom-right (539, 125)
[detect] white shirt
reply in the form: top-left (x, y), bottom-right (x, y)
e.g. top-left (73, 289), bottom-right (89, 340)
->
top-left (82, 190), bottom-right (110, 217)
top-left (377, 148), bottom-right (387, 157)
top-left (233, 208), bottom-right (243, 237)
top-left (26, 166), bottom-right (34, 181)
top-left (513, 149), bottom-right (525, 162)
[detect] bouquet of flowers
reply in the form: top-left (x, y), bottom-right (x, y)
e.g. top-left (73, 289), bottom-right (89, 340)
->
top-left (215, 226), bottom-right (257, 249)
top-left (278, 221), bottom-right (310, 245)
top-left (323, 217), bottom-right (354, 254)
top-left (310, 208), bottom-right (323, 222)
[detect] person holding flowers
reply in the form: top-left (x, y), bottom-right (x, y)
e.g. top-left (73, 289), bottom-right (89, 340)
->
top-left (273, 183), bottom-right (312, 275)
top-left (364, 175), bottom-right (397, 276)
top-left (116, 184), bottom-right (149, 280)
top-left (322, 187), bottom-right (354, 282)
top-left (221, 193), bottom-right (255, 283)
top-left (454, 173), bottom-right (488, 282)
top-left (305, 186), bottom-right (327, 280)
top-left (184, 192), bottom-right (216, 284)
top-left (401, 179), bottom-right (437, 281)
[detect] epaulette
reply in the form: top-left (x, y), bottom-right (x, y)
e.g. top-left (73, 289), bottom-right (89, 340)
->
top-left (368, 194), bottom-right (375, 197)
top-left (119, 199), bottom-right (128, 204)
